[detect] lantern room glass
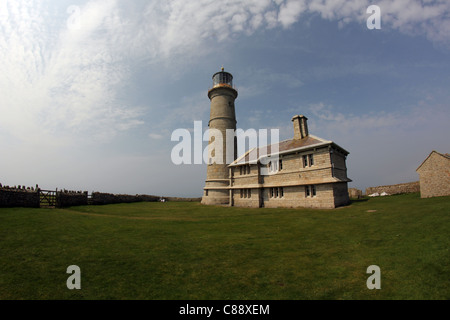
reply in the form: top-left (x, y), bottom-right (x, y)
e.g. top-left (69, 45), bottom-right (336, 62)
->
top-left (212, 71), bottom-right (233, 88)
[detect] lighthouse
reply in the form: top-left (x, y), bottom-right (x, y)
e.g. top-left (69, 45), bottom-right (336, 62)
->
top-left (201, 68), bottom-right (238, 205)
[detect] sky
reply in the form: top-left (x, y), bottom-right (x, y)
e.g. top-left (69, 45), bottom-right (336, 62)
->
top-left (0, 0), bottom-right (449, 197)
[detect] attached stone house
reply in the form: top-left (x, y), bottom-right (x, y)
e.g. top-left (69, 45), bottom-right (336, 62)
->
top-left (228, 115), bottom-right (351, 209)
top-left (416, 151), bottom-right (450, 198)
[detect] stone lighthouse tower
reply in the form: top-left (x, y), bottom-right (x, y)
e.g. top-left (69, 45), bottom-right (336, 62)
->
top-left (201, 67), bottom-right (238, 205)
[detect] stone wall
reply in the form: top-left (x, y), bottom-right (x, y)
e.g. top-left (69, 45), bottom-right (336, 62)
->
top-left (0, 182), bottom-right (199, 208)
top-left (57, 191), bottom-right (88, 208)
top-left (91, 193), bottom-right (148, 205)
top-left (365, 181), bottom-right (420, 196)
top-left (232, 188), bottom-right (260, 208)
top-left (89, 193), bottom-right (198, 205)
top-left (139, 194), bottom-right (163, 202)
top-left (333, 182), bottom-right (351, 207)
top-left (165, 197), bottom-right (202, 202)
top-left (348, 188), bottom-right (363, 199)
top-left (0, 186), bottom-right (40, 208)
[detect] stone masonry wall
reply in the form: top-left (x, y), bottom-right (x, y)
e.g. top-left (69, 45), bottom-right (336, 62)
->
top-left (0, 182), bottom-right (199, 208)
top-left (91, 192), bottom-right (152, 205)
top-left (57, 191), bottom-right (88, 208)
top-left (165, 197), bottom-right (202, 202)
top-left (365, 181), bottom-right (420, 196)
top-left (0, 186), bottom-right (40, 208)
top-left (90, 193), bottom-right (199, 205)
top-left (348, 188), bottom-right (363, 199)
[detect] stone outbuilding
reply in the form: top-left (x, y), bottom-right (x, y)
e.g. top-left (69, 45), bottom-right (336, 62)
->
top-left (416, 151), bottom-right (450, 198)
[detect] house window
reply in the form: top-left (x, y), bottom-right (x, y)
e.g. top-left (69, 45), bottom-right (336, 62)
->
top-left (305, 185), bottom-right (316, 197)
top-left (279, 159), bottom-right (283, 171)
top-left (205, 190), bottom-right (208, 196)
top-left (269, 187), bottom-right (284, 198)
top-left (302, 154), bottom-right (315, 167)
top-left (240, 189), bottom-right (251, 199)
top-left (240, 165), bottom-right (251, 175)
top-left (269, 161), bottom-right (278, 173)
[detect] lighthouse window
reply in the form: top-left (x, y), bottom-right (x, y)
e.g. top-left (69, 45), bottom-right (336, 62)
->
top-left (213, 72), bottom-right (233, 87)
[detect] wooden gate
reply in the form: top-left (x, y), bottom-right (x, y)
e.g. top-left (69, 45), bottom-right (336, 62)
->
top-left (39, 189), bottom-right (57, 208)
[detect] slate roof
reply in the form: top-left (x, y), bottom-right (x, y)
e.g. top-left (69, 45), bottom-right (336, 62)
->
top-left (230, 134), bottom-right (349, 166)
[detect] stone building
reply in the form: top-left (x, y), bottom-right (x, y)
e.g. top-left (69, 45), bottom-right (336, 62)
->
top-left (416, 151), bottom-right (450, 198)
top-left (201, 69), bottom-right (351, 209)
top-left (228, 115), bottom-right (351, 209)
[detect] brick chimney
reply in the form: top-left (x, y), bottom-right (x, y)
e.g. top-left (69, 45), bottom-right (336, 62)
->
top-left (292, 115), bottom-right (309, 140)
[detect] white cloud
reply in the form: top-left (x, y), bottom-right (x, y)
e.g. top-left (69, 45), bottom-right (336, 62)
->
top-left (1, 0), bottom-right (448, 145)
top-left (278, 0), bottom-right (307, 28)
top-left (149, 133), bottom-right (164, 140)
top-left (0, 1), bottom-right (447, 137)
top-left (0, 0), bottom-right (144, 146)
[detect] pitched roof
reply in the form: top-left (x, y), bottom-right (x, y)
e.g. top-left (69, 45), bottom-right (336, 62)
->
top-left (230, 135), bottom-right (348, 166)
top-left (416, 150), bottom-right (450, 172)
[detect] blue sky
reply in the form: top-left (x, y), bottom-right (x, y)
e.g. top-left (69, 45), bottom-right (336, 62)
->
top-left (0, 0), bottom-right (449, 197)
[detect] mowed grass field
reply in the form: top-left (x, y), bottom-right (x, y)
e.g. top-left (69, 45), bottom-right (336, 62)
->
top-left (0, 193), bottom-right (448, 300)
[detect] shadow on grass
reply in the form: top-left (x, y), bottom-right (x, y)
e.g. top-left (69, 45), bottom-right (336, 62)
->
top-left (350, 198), bottom-right (369, 204)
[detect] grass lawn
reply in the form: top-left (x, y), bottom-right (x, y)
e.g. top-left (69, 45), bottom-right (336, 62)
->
top-left (0, 193), bottom-right (448, 300)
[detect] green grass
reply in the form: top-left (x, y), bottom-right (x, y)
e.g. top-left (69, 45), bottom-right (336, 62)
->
top-left (0, 193), bottom-right (449, 300)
